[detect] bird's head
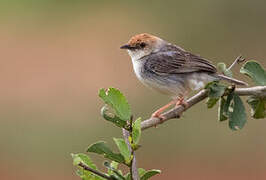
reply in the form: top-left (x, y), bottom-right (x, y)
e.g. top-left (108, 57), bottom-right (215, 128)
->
top-left (120, 33), bottom-right (165, 60)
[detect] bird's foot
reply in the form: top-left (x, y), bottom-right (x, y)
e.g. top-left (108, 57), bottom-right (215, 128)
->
top-left (151, 111), bottom-right (166, 121)
top-left (150, 99), bottom-right (178, 123)
top-left (175, 97), bottom-right (188, 109)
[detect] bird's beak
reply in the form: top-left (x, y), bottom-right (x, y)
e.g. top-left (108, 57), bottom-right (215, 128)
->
top-left (120, 44), bottom-right (131, 49)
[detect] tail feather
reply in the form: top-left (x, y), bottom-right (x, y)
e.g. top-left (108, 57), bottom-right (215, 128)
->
top-left (217, 74), bottom-right (248, 86)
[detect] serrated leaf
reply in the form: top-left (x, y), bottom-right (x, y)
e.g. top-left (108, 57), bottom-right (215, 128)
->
top-left (247, 96), bottom-right (266, 119)
top-left (87, 141), bottom-right (124, 163)
top-left (206, 97), bottom-right (219, 108)
top-left (229, 94), bottom-right (247, 130)
top-left (71, 153), bottom-right (104, 180)
top-left (218, 97), bottom-right (228, 121)
top-left (132, 118), bottom-right (142, 145)
top-left (140, 169), bottom-right (161, 180)
top-left (101, 105), bottom-right (127, 128)
top-left (205, 82), bottom-right (226, 98)
top-left (99, 88), bottom-right (131, 121)
top-left (240, 61), bottom-right (266, 86)
top-left (113, 138), bottom-right (131, 164)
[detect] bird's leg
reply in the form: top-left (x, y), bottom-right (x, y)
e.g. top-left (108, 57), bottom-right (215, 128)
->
top-left (151, 99), bottom-right (178, 120)
top-left (175, 96), bottom-right (188, 108)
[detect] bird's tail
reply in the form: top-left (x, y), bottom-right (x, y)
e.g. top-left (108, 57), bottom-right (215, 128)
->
top-left (217, 74), bottom-right (248, 86)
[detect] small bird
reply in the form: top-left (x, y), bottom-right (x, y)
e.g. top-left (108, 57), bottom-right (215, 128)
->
top-left (120, 33), bottom-right (247, 119)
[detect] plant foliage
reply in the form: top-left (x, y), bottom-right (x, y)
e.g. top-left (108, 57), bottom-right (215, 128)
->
top-left (206, 60), bottom-right (266, 129)
top-left (72, 60), bottom-right (265, 179)
top-left (72, 88), bottom-right (160, 180)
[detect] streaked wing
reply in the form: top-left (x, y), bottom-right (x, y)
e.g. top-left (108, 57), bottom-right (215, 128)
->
top-left (144, 47), bottom-right (217, 75)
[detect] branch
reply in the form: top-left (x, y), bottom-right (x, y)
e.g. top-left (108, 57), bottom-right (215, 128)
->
top-left (234, 86), bottom-right (266, 97)
top-left (227, 55), bottom-right (246, 71)
top-left (122, 128), bottom-right (139, 180)
top-left (141, 86), bottom-right (266, 131)
top-left (78, 162), bottom-right (112, 180)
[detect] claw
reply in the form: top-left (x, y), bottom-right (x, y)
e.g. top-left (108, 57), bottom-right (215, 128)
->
top-left (151, 95), bottom-right (187, 124)
top-left (150, 99), bottom-right (177, 122)
top-left (151, 111), bottom-right (166, 121)
top-left (174, 96), bottom-right (188, 109)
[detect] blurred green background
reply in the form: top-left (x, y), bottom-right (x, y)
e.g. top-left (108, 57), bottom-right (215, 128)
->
top-left (0, 0), bottom-right (266, 179)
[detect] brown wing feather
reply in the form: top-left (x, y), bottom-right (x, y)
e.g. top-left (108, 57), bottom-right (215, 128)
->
top-left (144, 46), bottom-right (217, 75)
top-left (186, 52), bottom-right (217, 73)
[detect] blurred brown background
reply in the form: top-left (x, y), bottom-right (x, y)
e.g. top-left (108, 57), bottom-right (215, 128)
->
top-left (1, 0), bottom-right (266, 179)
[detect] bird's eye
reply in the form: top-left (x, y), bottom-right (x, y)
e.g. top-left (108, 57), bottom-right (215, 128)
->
top-left (140, 42), bottom-right (146, 48)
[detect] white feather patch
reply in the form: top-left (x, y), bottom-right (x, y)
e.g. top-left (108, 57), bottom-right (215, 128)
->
top-left (188, 73), bottom-right (215, 90)
top-left (189, 79), bottom-right (205, 90)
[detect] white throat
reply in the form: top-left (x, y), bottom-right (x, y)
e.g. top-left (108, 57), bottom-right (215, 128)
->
top-left (127, 49), bottom-right (148, 61)
top-left (127, 50), bottom-right (146, 82)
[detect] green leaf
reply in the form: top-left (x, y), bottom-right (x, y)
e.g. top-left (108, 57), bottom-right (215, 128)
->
top-left (113, 138), bottom-right (131, 164)
top-left (217, 62), bottom-right (227, 72)
top-left (217, 62), bottom-right (233, 77)
top-left (206, 97), bottom-right (219, 108)
top-left (228, 94), bottom-right (247, 130)
top-left (71, 153), bottom-right (104, 180)
top-left (87, 141), bottom-right (124, 163)
top-left (140, 169), bottom-right (161, 180)
top-left (138, 168), bottom-right (147, 177)
top-left (110, 161), bottom-right (119, 170)
top-left (101, 105), bottom-right (127, 128)
top-left (125, 168), bottom-right (150, 180)
top-left (104, 161), bottom-right (125, 180)
top-left (218, 97), bottom-right (228, 121)
top-left (124, 173), bottom-right (130, 180)
top-left (218, 92), bottom-right (235, 122)
top-left (76, 169), bottom-right (104, 180)
top-left (72, 153), bottom-right (97, 169)
top-left (99, 88), bottom-right (131, 121)
top-left (132, 118), bottom-right (142, 145)
top-left (247, 96), bottom-right (266, 119)
top-left (240, 61), bottom-right (266, 85)
top-left (104, 161), bottom-right (117, 172)
top-left (205, 82), bottom-right (226, 98)
top-left (223, 92), bottom-right (234, 118)
top-left (224, 69), bottom-right (233, 78)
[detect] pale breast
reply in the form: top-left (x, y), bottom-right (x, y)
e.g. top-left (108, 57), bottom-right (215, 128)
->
top-left (132, 58), bottom-right (144, 82)
top-left (131, 58), bottom-right (187, 97)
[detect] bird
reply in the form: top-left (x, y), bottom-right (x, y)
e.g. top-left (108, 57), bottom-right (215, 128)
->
top-left (120, 33), bottom-right (247, 120)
